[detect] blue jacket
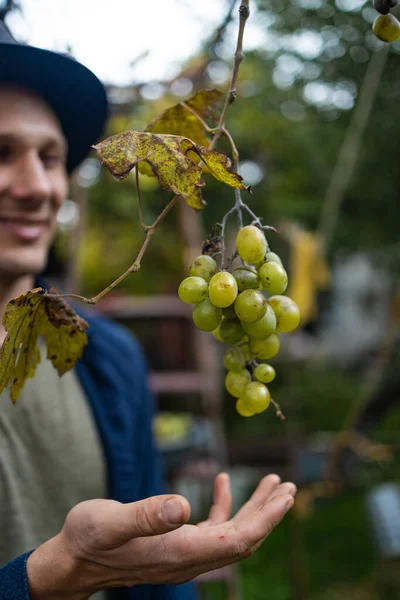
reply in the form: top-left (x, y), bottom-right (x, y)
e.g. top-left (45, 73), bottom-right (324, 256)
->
top-left (0, 280), bottom-right (197, 600)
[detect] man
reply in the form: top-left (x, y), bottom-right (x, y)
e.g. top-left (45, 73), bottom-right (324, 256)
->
top-left (0, 20), bottom-right (297, 600)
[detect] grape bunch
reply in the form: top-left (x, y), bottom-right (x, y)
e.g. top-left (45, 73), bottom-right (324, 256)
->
top-left (178, 224), bottom-right (300, 418)
top-left (372, 0), bottom-right (400, 42)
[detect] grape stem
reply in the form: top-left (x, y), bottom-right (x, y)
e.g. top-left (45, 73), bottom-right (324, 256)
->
top-left (270, 398), bottom-right (286, 421)
top-left (58, 195), bottom-right (179, 305)
top-left (135, 166), bottom-right (148, 231)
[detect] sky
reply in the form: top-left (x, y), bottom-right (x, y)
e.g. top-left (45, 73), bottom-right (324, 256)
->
top-left (7, 0), bottom-right (265, 86)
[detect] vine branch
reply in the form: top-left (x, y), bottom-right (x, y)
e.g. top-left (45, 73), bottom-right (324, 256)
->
top-left (59, 1), bottom-right (252, 305)
top-left (210, 0), bottom-right (250, 152)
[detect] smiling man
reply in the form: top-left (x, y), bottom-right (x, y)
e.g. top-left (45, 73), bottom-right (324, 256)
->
top-left (0, 20), bottom-right (297, 600)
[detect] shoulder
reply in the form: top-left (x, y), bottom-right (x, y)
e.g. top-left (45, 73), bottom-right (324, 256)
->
top-left (76, 307), bottom-right (148, 375)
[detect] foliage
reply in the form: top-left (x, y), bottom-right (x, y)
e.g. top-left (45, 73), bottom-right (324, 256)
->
top-left (0, 288), bottom-right (88, 402)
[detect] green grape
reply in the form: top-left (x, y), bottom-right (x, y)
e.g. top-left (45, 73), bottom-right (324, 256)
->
top-left (178, 276), bottom-right (208, 304)
top-left (236, 225), bottom-right (267, 264)
top-left (232, 267), bottom-right (259, 292)
top-left (373, 13), bottom-right (400, 41)
top-left (225, 368), bottom-right (251, 398)
top-left (242, 342), bottom-right (251, 362)
top-left (222, 304), bottom-right (237, 319)
top-left (254, 364), bottom-right (276, 384)
top-left (193, 298), bottom-right (222, 332)
top-left (250, 333), bottom-right (280, 360)
top-left (242, 382), bottom-right (270, 414)
top-left (189, 255), bottom-right (218, 282)
top-left (219, 318), bottom-right (245, 344)
top-left (268, 295), bottom-right (300, 333)
top-left (236, 398), bottom-right (255, 417)
top-left (266, 252), bottom-right (283, 266)
top-left (209, 272), bottom-right (238, 308)
top-left (212, 324), bottom-right (223, 342)
top-left (224, 346), bottom-right (246, 371)
top-left (241, 303), bottom-right (276, 340)
top-left (259, 262), bottom-right (288, 296)
top-left (234, 289), bottom-right (267, 323)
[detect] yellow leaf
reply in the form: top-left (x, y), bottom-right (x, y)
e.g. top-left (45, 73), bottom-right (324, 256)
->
top-left (94, 132), bottom-right (204, 198)
top-left (185, 188), bottom-right (207, 211)
top-left (93, 131), bottom-right (247, 207)
top-left (192, 145), bottom-right (247, 190)
top-left (145, 89), bottom-right (223, 145)
top-left (143, 90), bottom-right (223, 179)
top-left (185, 89), bottom-right (224, 124)
top-left (0, 288), bottom-right (88, 403)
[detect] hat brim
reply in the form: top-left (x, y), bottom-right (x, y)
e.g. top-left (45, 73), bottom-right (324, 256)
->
top-left (0, 43), bottom-right (108, 173)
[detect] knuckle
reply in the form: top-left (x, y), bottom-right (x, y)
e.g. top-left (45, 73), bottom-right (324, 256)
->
top-left (134, 502), bottom-right (160, 536)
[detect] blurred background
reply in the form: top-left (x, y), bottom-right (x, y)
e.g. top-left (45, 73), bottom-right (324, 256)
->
top-left (3, 0), bottom-right (400, 597)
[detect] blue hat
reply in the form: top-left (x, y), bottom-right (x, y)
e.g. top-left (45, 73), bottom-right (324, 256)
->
top-left (0, 21), bottom-right (108, 173)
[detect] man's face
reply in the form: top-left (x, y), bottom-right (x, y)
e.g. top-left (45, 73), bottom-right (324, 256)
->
top-left (0, 86), bottom-right (68, 280)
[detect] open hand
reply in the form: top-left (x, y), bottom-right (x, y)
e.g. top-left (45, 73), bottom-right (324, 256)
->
top-left (27, 473), bottom-right (296, 599)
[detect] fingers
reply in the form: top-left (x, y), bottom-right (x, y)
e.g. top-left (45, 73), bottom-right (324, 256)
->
top-left (233, 474), bottom-right (282, 523)
top-left (66, 495), bottom-right (191, 551)
top-left (198, 473), bottom-right (232, 527)
top-left (233, 488), bottom-right (296, 552)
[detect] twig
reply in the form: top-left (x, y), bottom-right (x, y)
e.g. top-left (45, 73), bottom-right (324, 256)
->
top-left (63, 2), bottom-right (251, 303)
top-left (60, 195), bottom-right (179, 305)
top-left (271, 398), bottom-right (286, 421)
top-left (135, 166), bottom-right (147, 230)
top-left (210, 1), bottom-right (250, 151)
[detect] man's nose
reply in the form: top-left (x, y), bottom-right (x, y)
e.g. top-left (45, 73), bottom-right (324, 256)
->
top-left (9, 152), bottom-right (52, 203)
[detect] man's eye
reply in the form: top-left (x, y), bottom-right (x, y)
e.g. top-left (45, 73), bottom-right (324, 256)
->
top-left (0, 145), bottom-right (13, 162)
top-left (41, 153), bottom-right (61, 167)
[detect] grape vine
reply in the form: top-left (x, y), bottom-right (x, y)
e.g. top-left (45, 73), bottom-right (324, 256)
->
top-left (0, 0), bottom-right (302, 409)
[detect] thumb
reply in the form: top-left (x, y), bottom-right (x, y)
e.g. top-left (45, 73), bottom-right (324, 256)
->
top-left (66, 495), bottom-right (191, 551)
top-left (125, 494), bottom-right (191, 539)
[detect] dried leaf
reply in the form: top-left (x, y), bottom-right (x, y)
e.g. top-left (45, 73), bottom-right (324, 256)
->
top-left (94, 131), bottom-right (247, 208)
top-left (143, 90), bottom-right (224, 180)
top-left (145, 89), bottom-right (223, 146)
top-left (185, 188), bottom-right (207, 211)
top-left (0, 288), bottom-right (88, 402)
top-left (192, 145), bottom-right (247, 189)
top-left (94, 132), bottom-right (204, 198)
top-left (185, 89), bottom-right (224, 125)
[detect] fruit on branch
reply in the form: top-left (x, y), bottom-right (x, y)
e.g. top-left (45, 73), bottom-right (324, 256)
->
top-left (236, 398), bottom-right (255, 417)
top-left (178, 276), bottom-right (208, 304)
top-left (189, 255), bottom-right (218, 282)
top-left (234, 289), bottom-right (267, 323)
top-left (254, 363), bottom-right (276, 384)
top-left (259, 261), bottom-right (288, 295)
top-left (241, 304), bottom-right (277, 340)
top-left (219, 317), bottom-right (245, 344)
top-left (192, 298), bottom-right (222, 331)
top-left (178, 223), bottom-right (300, 418)
top-left (373, 0), bottom-right (391, 14)
top-left (242, 382), bottom-right (271, 414)
top-left (236, 225), bottom-right (267, 264)
top-left (232, 267), bottom-right (260, 291)
top-left (265, 252), bottom-right (283, 266)
top-left (224, 346), bottom-right (246, 371)
top-left (268, 295), bottom-right (301, 333)
top-left (372, 13), bottom-right (400, 41)
top-left (250, 333), bottom-right (281, 360)
top-left (225, 368), bottom-right (252, 397)
top-left (208, 271), bottom-right (238, 308)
